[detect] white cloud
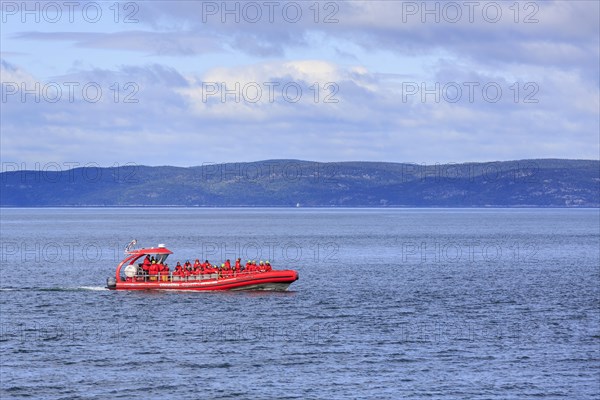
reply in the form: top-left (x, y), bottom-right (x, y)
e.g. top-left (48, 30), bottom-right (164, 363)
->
top-left (0, 59), bottom-right (37, 86)
top-left (1, 1), bottom-right (598, 165)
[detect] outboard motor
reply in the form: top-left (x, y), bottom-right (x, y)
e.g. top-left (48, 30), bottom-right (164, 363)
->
top-left (106, 276), bottom-right (117, 289)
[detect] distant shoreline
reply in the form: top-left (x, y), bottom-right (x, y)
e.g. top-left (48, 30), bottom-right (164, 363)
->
top-left (1, 206), bottom-right (598, 209)
top-left (2, 159), bottom-right (598, 207)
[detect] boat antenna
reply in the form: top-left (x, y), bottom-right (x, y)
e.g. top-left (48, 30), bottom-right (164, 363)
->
top-left (125, 239), bottom-right (138, 253)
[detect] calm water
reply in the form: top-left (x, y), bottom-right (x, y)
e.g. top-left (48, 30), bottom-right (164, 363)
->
top-left (1, 208), bottom-right (599, 399)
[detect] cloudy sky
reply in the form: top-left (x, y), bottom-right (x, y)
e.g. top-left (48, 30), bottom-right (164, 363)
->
top-left (1, 0), bottom-right (598, 166)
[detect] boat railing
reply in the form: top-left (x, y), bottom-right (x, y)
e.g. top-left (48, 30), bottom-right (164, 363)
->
top-left (125, 270), bottom-right (269, 283)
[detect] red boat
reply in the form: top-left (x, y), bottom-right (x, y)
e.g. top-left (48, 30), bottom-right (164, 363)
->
top-left (106, 241), bottom-right (299, 291)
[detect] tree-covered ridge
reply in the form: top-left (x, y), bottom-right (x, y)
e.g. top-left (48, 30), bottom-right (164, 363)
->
top-left (1, 159), bottom-right (598, 207)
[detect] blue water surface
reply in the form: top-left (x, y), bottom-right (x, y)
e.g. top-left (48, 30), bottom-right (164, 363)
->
top-left (1, 208), bottom-right (599, 399)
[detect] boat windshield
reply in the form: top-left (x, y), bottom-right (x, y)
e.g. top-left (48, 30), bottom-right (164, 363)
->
top-left (152, 253), bottom-right (169, 264)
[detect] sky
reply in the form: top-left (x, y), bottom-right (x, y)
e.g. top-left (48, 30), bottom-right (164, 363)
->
top-left (1, 0), bottom-right (599, 167)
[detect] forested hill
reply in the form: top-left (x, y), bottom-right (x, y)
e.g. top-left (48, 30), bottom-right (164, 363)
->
top-left (1, 159), bottom-right (598, 207)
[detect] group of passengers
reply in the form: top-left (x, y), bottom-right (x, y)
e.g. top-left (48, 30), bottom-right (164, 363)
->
top-left (137, 256), bottom-right (272, 281)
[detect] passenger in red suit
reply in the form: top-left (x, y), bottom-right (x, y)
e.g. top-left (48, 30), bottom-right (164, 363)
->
top-left (221, 263), bottom-right (231, 278)
top-left (192, 263), bottom-right (201, 276)
top-left (142, 256), bottom-right (151, 275)
top-left (157, 263), bottom-right (167, 281)
top-left (204, 260), bottom-right (217, 274)
top-left (149, 262), bottom-right (158, 280)
top-left (172, 264), bottom-right (183, 280)
top-left (163, 264), bottom-right (170, 281)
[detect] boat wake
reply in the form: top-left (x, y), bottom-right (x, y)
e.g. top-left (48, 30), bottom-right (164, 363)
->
top-left (78, 286), bottom-right (109, 291)
top-left (0, 286), bottom-right (109, 292)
